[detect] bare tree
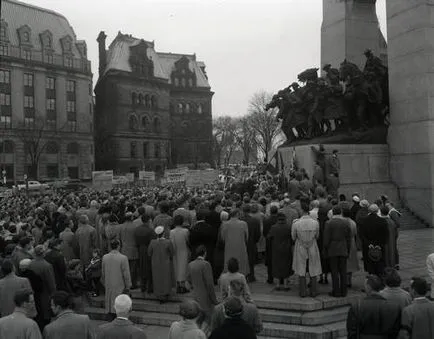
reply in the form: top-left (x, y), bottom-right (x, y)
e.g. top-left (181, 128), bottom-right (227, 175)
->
top-left (16, 118), bottom-right (65, 179)
top-left (248, 91), bottom-right (280, 163)
top-left (212, 116), bottom-right (238, 168)
top-left (234, 116), bottom-right (257, 165)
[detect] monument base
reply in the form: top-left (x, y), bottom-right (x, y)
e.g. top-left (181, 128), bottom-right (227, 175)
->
top-left (277, 143), bottom-right (398, 203)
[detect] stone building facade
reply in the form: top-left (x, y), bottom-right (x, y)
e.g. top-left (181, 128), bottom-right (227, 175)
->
top-left (0, 0), bottom-right (94, 181)
top-left (95, 31), bottom-right (213, 175)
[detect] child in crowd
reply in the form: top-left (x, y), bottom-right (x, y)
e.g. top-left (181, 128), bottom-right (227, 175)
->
top-left (85, 249), bottom-right (102, 297)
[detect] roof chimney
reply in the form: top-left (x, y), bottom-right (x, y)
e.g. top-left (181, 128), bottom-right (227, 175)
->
top-left (97, 31), bottom-right (107, 77)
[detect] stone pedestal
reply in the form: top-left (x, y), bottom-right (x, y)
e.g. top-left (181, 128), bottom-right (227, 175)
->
top-left (277, 144), bottom-right (398, 202)
top-left (387, 1), bottom-right (434, 225)
top-left (321, 0), bottom-right (387, 70)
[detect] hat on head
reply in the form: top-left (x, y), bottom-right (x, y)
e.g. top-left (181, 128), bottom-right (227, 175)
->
top-left (224, 297), bottom-right (243, 318)
top-left (352, 196), bottom-right (360, 203)
top-left (155, 226), bottom-right (164, 235)
top-left (19, 258), bottom-right (32, 269)
top-left (125, 211), bottom-right (133, 218)
top-left (368, 204), bottom-right (379, 214)
top-left (360, 200), bottom-right (369, 208)
top-left (322, 63), bottom-right (331, 70)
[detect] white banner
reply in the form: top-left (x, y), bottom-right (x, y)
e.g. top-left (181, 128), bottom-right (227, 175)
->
top-left (139, 171), bottom-right (155, 181)
top-left (92, 170), bottom-right (113, 191)
top-left (165, 168), bottom-right (188, 183)
top-left (125, 173), bottom-right (135, 182)
top-left (186, 169), bottom-right (219, 187)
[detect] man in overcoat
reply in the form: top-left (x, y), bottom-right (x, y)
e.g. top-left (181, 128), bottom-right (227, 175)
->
top-left (101, 239), bottom-right (131, 320)
top-left (75, 215), bottom-right (97, 268)
top-left (119, 212), bottom-right (140, 289)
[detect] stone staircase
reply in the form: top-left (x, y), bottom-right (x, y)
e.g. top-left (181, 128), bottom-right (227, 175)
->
top-left (398, 207), bottom-right (430, 230)
top-left (85, 290), bottom-right (364, 339)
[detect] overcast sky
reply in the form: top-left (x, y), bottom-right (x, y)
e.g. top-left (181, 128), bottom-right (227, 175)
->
top-left (23, 0), bottom-right (386, 117)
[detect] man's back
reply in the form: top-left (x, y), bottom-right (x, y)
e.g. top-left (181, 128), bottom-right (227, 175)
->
top-left (0, 274), bottom-right (32, 317)
top-left (98, 318), bottom-right (147, 339)
top-left (400, 298), bottom-right (434, 339)
top-left (209, 317), bottom-right (256, 339)
top-left (379, 287), bottom-right (412, 310)
top-left (0, 310), bottom-right (41, 339)
top-left (323, 217), bottom-right (350, 257)
top-left (43, 310), bottom-right (93, 339)
top-left (347, 293), bottom-right (400, 339)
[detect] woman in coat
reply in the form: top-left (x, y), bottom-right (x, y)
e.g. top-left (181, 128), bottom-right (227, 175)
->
top-left (342, 206), bottom-right (359, 288)
top-left (221, 210), bottom-right (249, 276)
top-left (292, 200), bottom-right (322, 297)
top-left (148, 226), bottom-right (174, 303)
top-left (170, 215), bottom-right (190, 293)
top-left (59, 223), bottom-right (76, 262)
top-left (268, 213), bottom-right (293, 291)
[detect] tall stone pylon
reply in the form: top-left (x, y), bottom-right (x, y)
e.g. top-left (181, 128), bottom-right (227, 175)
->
top-left (321, 0), bottom-right (386, 71)
top-left (387, 1), bottom-right (434, 225)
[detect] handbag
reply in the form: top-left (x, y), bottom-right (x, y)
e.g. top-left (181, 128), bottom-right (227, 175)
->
top-left (368, 244), bottom-right (382, 262)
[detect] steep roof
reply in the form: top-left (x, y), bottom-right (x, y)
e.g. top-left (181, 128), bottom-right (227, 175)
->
top-left (1, 0), bottom-right (82, 56)
top-left (103, 32), bottom-right (210, 88)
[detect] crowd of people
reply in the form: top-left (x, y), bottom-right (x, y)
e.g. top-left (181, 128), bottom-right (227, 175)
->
top-left (0, 169), bottom-right (432, 339)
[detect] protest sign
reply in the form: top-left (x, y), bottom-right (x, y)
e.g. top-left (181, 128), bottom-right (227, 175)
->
top-left (165, 168), bottom-right (187, 183)
top-left (139, 171), bottom-right (155, 181)
top-left (92, 170), bottom-right (113, 191)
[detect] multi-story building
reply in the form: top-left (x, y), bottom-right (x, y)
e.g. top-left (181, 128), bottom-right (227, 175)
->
top-left (95, 31), bottom-right (213, 175)
top-left (0, 0), bottom-right (94, 181)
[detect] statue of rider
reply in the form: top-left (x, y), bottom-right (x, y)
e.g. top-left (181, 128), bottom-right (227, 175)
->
top-left (363, 49), bottom-right (387, 80)
top-left (323, 64), bottom-right (340, 87)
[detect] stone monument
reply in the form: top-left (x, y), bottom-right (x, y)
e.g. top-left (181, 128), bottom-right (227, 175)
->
top-left (387, 1), bottom-right (434, 225)
top-left (321, 0), bottom-right (387, 70)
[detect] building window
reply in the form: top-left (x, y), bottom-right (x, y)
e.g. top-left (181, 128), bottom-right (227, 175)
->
top-left (45, 142), bottom-right (59, 154)
top-left (141, 116), bottom-right (149, 129)
top-left (24, 95), bottom-right (34, 108)
top-left (67, 142), bottom-right (79, 154)
top-left (22, 49), bottom-right (32, 61)
top-left (68, 167), bottom-right (79, 179)
top-left (46, 53), bottom-right (53, 64)
top-left (23, 32), bottom-right (30, 43)
top-left (0, 116), bottom-right (11, 129)
top-left (197, 103), bottom-right (203, 114)
top-left (154, 143), bottom-right (161, 158)
top-left (64, 56), bottom-right (73, 68)
top-left (67, 121), bottom-right (77, 132)
top-left (130, 141), bottom-right (137, 158)
top-left (46, 165), bottom-right (58, 178)
top-left (0, 140), bottom-right (14, 154)
top-left (153, 117), bottom-right (161, 132)
top-left (66, 80), bottom-right (76, 93)
top-left (0, 26), bottom-right (6, 40)
top-left (24, 73), bottom-right (33, 87)
top-left (46, 119), bottom-right (56, 130)
top-left (131, 92), bottom-right (137, 105)
top-left (185, 103), bottom-right (190, 114)
top-left (174, 78), bottom-right (179, 87)
top-left (138, 94), bottom-right (143, 105)
top-left (89, 103), bottom-right (92, 115)
top-left (0, 70), bottom-right (10, 84)
top-left (143, 142), bottom-right (148, 158)
top-left (181, 78), bottom-right (186, 87)
top-left (145, 95), bottom-right (150, 108)
top-left (0, 93), bottom-right (10, 106)
top-left (151, 96), bottom-right (157, 108)
top-left (188, 78), bottom-right (193, 87)
top-left (129, 115), bottom-right (138, 130)
top-left (178, 103), bottom-right (183, 114)
top-left (46, 77), bottom-right (55, 90)
top-left (66, 101), bottom-right (75, 113)
top-left (24, 117), bottom-right (35, 127)
top-left (0, 45), bottom-right (8, 56)
top-left (46, 98), bottom-right (55, 111)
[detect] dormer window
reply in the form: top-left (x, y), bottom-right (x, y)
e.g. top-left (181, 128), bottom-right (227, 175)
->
top-left (40, 30), bottom-right (53, 49)
top-left (60, 35), bottom-right (73, 54)
top-left (17, 25), bottom-right (32, 46)
top-left (23, 32), bottom-right (29, 42)
top-left (0, 20), bottom-right (8, 42)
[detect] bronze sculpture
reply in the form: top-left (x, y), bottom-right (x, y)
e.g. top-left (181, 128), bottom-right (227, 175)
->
top-left (266, 50), bottom-right (389, 143)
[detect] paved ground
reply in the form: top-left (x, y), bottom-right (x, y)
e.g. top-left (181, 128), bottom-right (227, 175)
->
top-left (91, 228), bottom-right (434, 337)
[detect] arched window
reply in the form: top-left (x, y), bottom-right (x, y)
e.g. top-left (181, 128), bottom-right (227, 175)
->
top-left (145, 94), bottom-right (150, 108)
top-left (197, 103), bottom-right (203, 114)
top-left (154, 143), bottom-right (161, 158)
top-left (66, 142), bottom-right (79, 154)
top-left (0, 140), bottom-right (14, 154)
top-left (45, 141), bottom-right (59, 154)
top-left (129, 114), bottom-right (138, 130)
top-left (178, 103), bottom-right (183, 114)
top-left (151, 96), bottom-right (157, 108)
top-left (185, 103), bottom-right (190, 114)
top-left (174, 78), bottom-right (179, 87)
top-left (138, 93), bottom-right (143, 105)
top-left (131, 92), bottom-right (137, 105)
top-left (141, 116), bottom-right (149, 129)
top-left (153, 117), bottom-right (161, 132)
top-left (181, 78), bottom-right (186, 87)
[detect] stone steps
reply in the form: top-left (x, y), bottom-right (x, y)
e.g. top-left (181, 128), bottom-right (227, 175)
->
top-left (399, 208), bottom-right (430, 230)
top-left (88, 297), bottom-right (349, 326)
top-left (85, 306), bottom-right (347, 339)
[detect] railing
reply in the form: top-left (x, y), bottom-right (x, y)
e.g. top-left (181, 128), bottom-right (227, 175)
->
top-left (1, 45), bottom-right (92, 74)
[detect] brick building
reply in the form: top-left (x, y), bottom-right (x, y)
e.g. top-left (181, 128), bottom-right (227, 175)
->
top-left (0, 0), bottom-right (94, 181)
top-left (95, 31), bottom-right (213, 175)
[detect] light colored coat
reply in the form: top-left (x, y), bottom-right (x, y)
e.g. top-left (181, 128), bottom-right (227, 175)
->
top-left (170, 226), bottom-right (190, 282)
top-left (187, 257), bottom-right (217, 314)
top-left (101, 250), bottom-right (131, 313)
top-left (0, 273), bottom-right (32, 317)
top-left (59, 228), bottom-right (77, 262)
top-left (291, 215), bottom-right (322, 277)
top-left (119, 221), bottom-right (139, 260)
top-left (0, 310), bottom-right (42, 339)
top-left (75, 224), bottom-right (97, 267)
top-left (221, 218), bottom-right (249, 276)
top-left (43, 310), bottom-right (95, 339)
top-left (169, 319), bottom-right (206, 339)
